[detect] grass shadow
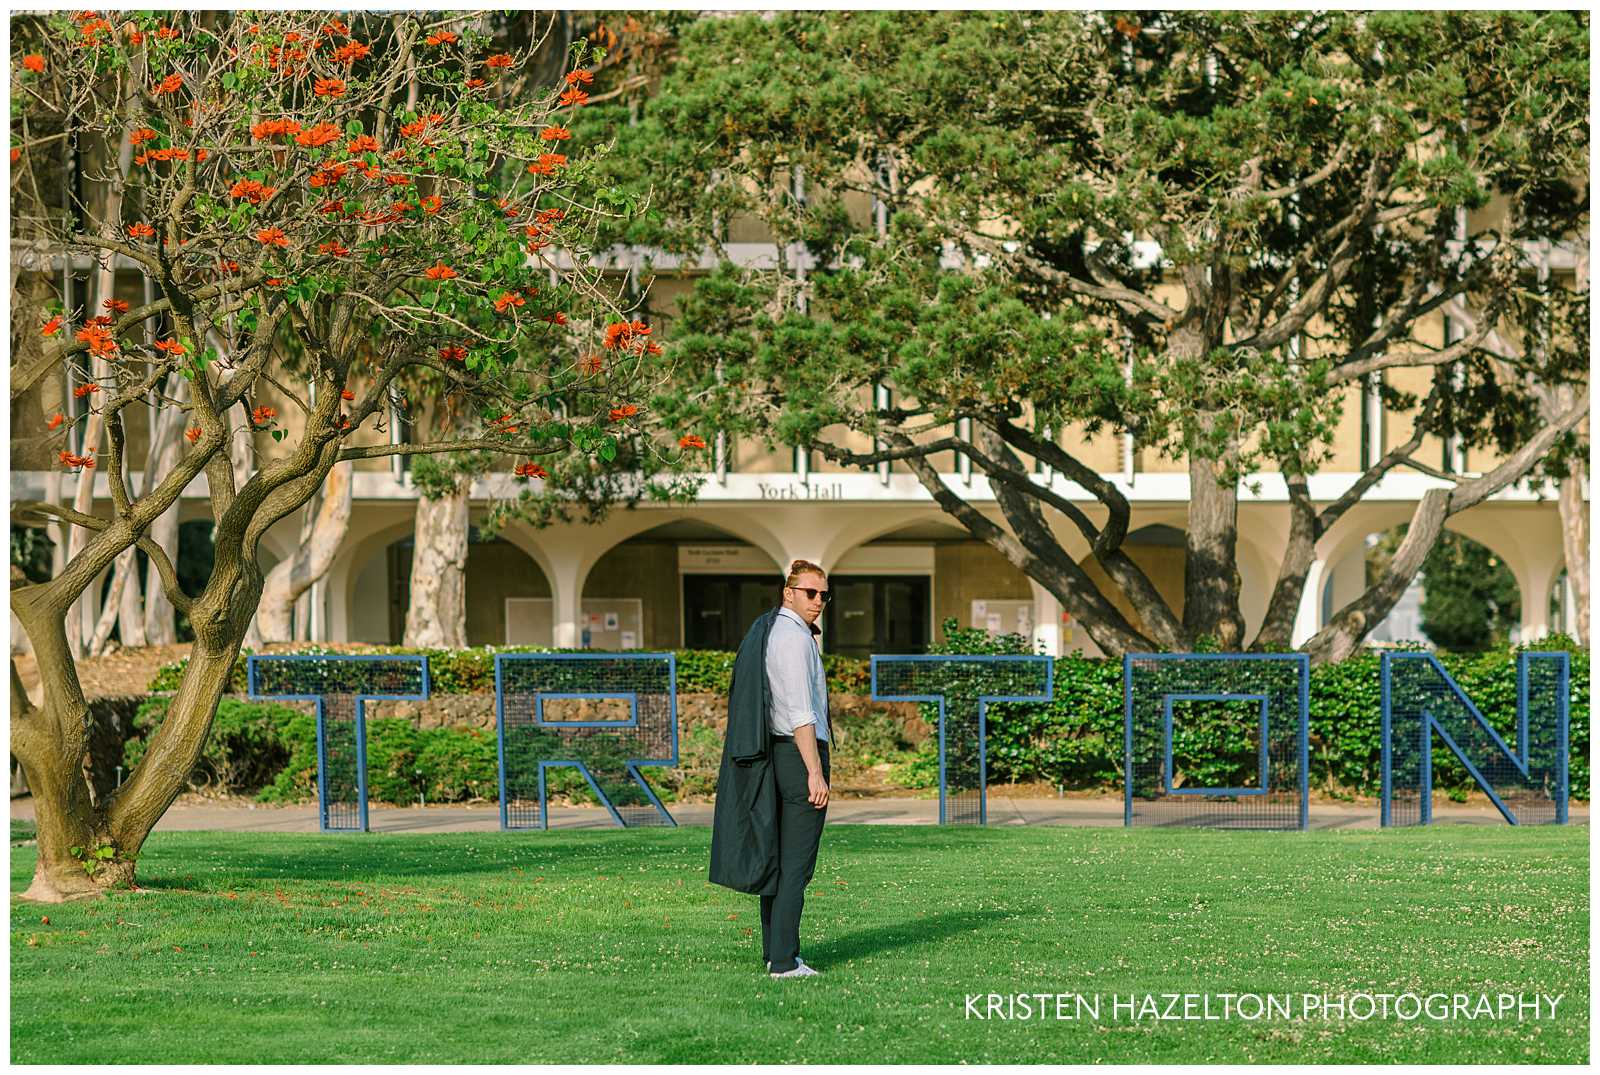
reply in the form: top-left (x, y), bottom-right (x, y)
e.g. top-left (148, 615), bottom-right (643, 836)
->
top-left (811, 908), bottom-right (1019, 965)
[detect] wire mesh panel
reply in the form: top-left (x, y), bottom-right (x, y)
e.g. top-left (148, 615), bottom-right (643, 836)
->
top-left (248, 655), bottom-right (430, 832)
top-left (1124, 654), bottom-right (1309, 830)
top-left (1382, 652), bottom-right (1569, 827)
top-left (495, 653), bottom-right (678, 829)
top-left (871, 655), bottom-right (1053, 825)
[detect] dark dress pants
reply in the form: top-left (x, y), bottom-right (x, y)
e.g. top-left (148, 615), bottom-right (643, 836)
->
top-left (760, 739), bottom-right (829, 973)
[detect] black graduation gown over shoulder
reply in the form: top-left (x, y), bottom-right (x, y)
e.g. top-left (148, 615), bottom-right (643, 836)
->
top-left (708, 607), bottom-right (781, 895)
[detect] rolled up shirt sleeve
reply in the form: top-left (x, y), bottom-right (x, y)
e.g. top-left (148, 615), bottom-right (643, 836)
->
top-left (765, 621), bottom-right (819, 735)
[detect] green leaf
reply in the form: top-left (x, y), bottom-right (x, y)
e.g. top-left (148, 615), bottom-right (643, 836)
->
top-left (271, 429), bottom-right (286, 442)
top-left (598, 437), bottom-right (618, 463)
top-left (344, 119), bottom-right (364, 136)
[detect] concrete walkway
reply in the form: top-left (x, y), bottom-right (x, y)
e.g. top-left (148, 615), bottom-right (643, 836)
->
top-left (11, 795), bottom-right (1587, 833)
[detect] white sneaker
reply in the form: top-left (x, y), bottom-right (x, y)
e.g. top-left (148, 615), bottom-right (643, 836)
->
top-left (770, 959), bottom-right (819, 978)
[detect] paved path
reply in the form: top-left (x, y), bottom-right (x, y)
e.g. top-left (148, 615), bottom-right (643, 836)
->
top-left (11, 795), bottom-right (1586, 833)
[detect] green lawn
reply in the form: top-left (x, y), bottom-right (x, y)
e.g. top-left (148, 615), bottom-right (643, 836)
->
top-left (10, 825), bottom-right (1588, 1063)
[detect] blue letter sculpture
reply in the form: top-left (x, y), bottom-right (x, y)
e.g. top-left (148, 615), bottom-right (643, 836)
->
top-left (871, 655), bottom-right (1053, 825)
top-left (1124, 654), bottom-right (1309, 830)
top-left (495, 653), bottom-right (678, 829)
top-left (1381, 651), bottom-right (1569, 826)
top-left (247, 654), bottom-right (430, 832)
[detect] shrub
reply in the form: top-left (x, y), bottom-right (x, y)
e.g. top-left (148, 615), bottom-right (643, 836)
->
top-left (123, 697), bottom-right (301, 793)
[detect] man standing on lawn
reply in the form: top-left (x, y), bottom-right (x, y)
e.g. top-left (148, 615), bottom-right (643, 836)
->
top-left (709, 558), bottom-right (832, 978)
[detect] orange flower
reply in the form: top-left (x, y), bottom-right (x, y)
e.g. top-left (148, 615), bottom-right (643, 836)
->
top-left (539, 125), bottom-right (571, 142)
top-left (296, 122), bottom-right (341, 148)
top-left (321, 19), bottom-right (349, 37)
top-left (46, 412), bottom-right (65, 430)
top-left (318, 240), bottom-right (350, 256)
top-left (153, 338), bottom-right (186, 355)
top-left (126, 222), bottom-right (156, 238)
top-left (579, 352), bottom-right (602, 375)
top-left (22, 54), bottom-right (45, 74)
top-left (314, 77), bottom-right (346, 97)
top-left (514, 461), bottom-right (548, 479)
top-left (485, 53), bottom-right (513, 68)
top-left (438, 345), bottom-right (466, 362)
top-left (345, 134), bottom-right (379, 155)
top-left (565, 69), bottom-right (593, 86)
top-left (185, 427), bottom-right (202, 443)
top-left (536, 207), bottom-right (566, 225)
top-left (251, 405), bottom-right (277, 425)
top-left (424, 264), bottom-right (457, 280)
top-left (398, 114), bottom-right (443, 139)
top-left (250, 118), bottom-right (302, 141)
top-left (152, 73), bottom-right (183, 94)
top-left (419, 195), bottom-right (441, 214)
top-left (255, 227), bottom-right (290, 247)
top-left (41, 315), bottom-right (65, 337)
top-left (229, 178), bottom-right (277, 204)
top-left (340, 388), bottom-right (355, 400)
top-left (558, 87), bottom-right (589, 107)
top-left (103, 298), bottom-right (130, 314)
top-left (463, 78), bottom-right (485, 90)
top-left (603, 319), bottom-right (652, 351)
top-left (85, 315), bottom-right (114, 327)
top-left (127, 30), bottom-right (144, 45)
top-left (218, 259), bottom-right (242, 273)
top-left (155, 26), bottom-right (179, 41)
top-left (544, 312), bottom-right (570, 327)
top-left (73, 382), bottom-right (102, 398)
top-left (59, 450), bottom-right (95, 470)
top-left (265, 278), bottom-right (285, 287)
top-left (331, 40), bottom-right (370, 64)
top-left (493, 292), bottom-right (525, 313)
top-left (10, 148), bottom-right (19, 165)
top-left (384, 173), bottom-right (411, 186)
top-left (609, 404), bottom-right (639, 422)
top-left (74, 326), bottom-right (116, 355)
top-left (679, 435), bottom-right (707, 450)
top-left (426, 31), bottom-right (459, 46)
top-left (129, 128), bottom-right (159, 146)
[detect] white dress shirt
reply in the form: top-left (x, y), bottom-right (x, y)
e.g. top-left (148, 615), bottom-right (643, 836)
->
top-left (764, 607), bottom-right (830, 742)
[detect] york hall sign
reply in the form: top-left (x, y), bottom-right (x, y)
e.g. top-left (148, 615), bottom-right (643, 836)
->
top-left (246, 651), bottom-right (1572, 833)
top-left (755, 479), bottom-right (846, 501)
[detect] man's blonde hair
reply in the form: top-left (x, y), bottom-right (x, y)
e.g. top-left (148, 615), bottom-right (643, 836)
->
top-left (785, 559), bottom-right (826, 586)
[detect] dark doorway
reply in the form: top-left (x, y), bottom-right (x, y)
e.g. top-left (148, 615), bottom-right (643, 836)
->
top-left (823, 575), bottom-right (930, 657)
top-left (683, 574), bottom-right (781, 650)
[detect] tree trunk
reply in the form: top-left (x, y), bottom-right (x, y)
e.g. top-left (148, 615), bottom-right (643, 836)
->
top-left (251, 462), bottom-right (353, 643)
top-left (89, 548), bottom-right (135, 655)
top-left (141, 383), bottom-right (187, 646)
top-left (11, 603), bottom-right (128, 902)
top-left (1556, 470), bottom-right (1589, 644)
top-left (1251, 477), bottom-right (1319, 649)
top-left (1183, 441), bottom-right (1246, 648)
top-left (403, 483), bottom-right (470, 648)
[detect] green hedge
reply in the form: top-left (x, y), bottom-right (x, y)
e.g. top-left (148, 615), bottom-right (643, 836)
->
top-left (923, 623), bottom-right (1589, 801)
top-left (147, 645), bottom-right (872, 697)
top-left (136, 635), bottom-right (1587, 802)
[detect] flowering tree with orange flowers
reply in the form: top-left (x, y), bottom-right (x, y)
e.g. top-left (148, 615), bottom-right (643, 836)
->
top-left (8, 10), bottom-right (695, 901)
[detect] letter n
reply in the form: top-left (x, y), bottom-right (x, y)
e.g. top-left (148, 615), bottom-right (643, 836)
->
top-left (1382, 652), bottom-right (1569, 826)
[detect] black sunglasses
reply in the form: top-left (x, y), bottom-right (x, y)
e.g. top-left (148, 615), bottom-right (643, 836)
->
top-left (787, 585), bottom-right (832, 604)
